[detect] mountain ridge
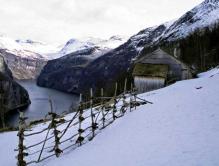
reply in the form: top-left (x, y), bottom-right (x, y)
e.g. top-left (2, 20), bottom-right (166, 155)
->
top-left (37, 0), bottom-right (219, 95)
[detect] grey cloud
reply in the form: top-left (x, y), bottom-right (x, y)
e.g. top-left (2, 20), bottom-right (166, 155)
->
top-left (0, 0), bottom-right (203, 43)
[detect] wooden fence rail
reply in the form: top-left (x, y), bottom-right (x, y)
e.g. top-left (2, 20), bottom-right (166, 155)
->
top-left (16, 82), bottom-right (152, 166)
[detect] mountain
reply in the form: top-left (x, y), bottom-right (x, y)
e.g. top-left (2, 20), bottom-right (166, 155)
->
top-left (0, 36), bottom-right (60, 59)
top-left (0, 36), bottom-right (60, 79)
top-left (0, 35), bottom-right (127, 80)
top-left (0, 55), bottom-right (30, 123)
top-left (37, 23), bottom-right (172, 94)
top-left (0, 49), bottom-right (46, 80)
top-left (37, 0), bottom-right (219, 95)
top-left (140, 0), bottom-right (219, 72)
top-left (57, 36), bottom-right (128, 56)
top-left (160, 0), bottom-right (219, 42)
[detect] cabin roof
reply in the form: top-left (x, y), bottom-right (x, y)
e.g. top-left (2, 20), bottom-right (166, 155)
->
top-left (136, 48), bottom-right (191, 71)
top-left (132, 63), bottom-right (168, 78)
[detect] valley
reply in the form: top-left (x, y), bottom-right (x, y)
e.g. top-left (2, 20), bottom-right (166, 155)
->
top-left (0, 0), bottom-right (219, 165)
top-left (6, 80), bottom-right (79, 127)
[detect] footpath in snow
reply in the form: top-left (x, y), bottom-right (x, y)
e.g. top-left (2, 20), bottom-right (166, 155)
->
top-left (0, 67), bottom-right (219, 166)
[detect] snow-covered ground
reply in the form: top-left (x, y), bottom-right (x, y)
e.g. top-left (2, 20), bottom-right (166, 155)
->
top-left (0, 67), bottom-right (219, 166)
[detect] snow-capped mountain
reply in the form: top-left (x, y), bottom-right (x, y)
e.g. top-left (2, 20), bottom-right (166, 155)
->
top-left (0, 36), bottom-right (56, 79)
top-left (131, 0), bottom-right (219, 46)
top-left (58, 36), bottom-right (128, 56)
top-left (37, 23), bottom-right (171, 93)
top-left (129, 21), bottom-right (174, 52)
top-left (130, 0), bottom-right (219, 46)
top-left (160, 0), bottom-right (219, 41)
top-left (38, 0), bottom-right (219, 95)
top-left (86, 36), bottom-right (129, 49)
top-left (0, 34), bottom-right (128, 79)
top-left (0, 34), bottom-right (128, 61)
top-left (0, 35), bottom-right (60, 59)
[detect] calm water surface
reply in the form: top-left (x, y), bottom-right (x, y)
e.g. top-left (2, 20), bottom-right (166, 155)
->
top-left (7, 80), bottom-right (79, 126)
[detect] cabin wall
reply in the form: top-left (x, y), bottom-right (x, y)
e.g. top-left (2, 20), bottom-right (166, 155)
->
top-left (134, 76), bottom-right (165, 93)
top-left (137, 49), bottom-right (193, 82)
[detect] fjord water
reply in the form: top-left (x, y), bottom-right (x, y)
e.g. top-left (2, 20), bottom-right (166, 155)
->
top-left (7, 80), bottom-right (79, 127)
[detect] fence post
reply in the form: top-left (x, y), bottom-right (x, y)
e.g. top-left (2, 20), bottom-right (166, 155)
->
top-left (49, 98), bottom-right (62, 157)
top-left (112, 83), bottom-right (118, 120)
top-left (17, 111), bottom-right (27, 166)
top-left (100, 88), bottom-right (105, 128)
top-left (90, 88), bottom-right (97, 140)
top-left (120, 79), bottom-right (128, 115)
top-left (50, 112), bottom-right (63, 157)
top-left (37, 107), bottom-right (53, 162)
top-left (130, 83), bottom-right (133, 112)
top-left (77, 94), bottom-right (84, 146)
top-left (0, 93), bottom-right (6, 128)
top-left (133, 86), bottom-right (137, 110)
top-left (124, 78), bottom-right (127, 94)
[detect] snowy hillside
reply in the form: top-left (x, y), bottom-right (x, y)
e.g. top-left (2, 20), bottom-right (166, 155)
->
top-left (1, 67), bottom-right (219, 166)
top-left (129, 20), bottom-right (175, 52)
top-left (160, 0), bottom-right (219, 41)
top-left (130, 0), bottom-right (219, 45)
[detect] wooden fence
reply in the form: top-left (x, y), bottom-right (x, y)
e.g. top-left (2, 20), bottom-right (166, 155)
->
top-left (15, 83), bottom-right (152, 166)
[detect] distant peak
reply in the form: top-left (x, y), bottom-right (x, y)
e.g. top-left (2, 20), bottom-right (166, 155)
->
top-left (65, 38), bottom-right (78, 45)
top-left (15, 39), bottom-right (43, 45)
top-left (109, 35), bottom-right (128, 41)
top-left (109, 36), bottom-right (122, 40)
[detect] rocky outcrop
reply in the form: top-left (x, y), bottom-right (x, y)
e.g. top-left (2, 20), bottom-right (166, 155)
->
top-left (0, 49), bottom-right (47, 80)
top-left (0, 55), bottom-right (30, 115)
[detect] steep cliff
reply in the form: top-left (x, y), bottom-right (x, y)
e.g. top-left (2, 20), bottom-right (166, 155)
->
top-left (0, 49), bottom-right (47, 80)
top-left (0, 55), bottom-right (30, 120)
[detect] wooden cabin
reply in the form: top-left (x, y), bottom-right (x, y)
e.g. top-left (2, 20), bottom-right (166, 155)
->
top-left (133, 48), bottom-right (192, 93)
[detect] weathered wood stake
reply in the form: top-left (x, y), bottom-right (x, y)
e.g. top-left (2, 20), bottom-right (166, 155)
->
top-left (112, 83), bottom-right (118, 120)
top-left (37, 99), bottom-right (55, 162)
top-left (130, 83), bottom-right (133, 112)
top-left (90, 88), bottom-right (96, 139)
top-left (17, 111), bottom-right (27, 166)
top-left (133, 86), bottom-right (137, 110)
top-left (77, 94), bottom-right (84, 146)
top-left (50, 112), bottom-right (63, 157)
top-left (124, 78), bottom-right (127, 94)
top-left (100, 88), bottom-right (105, 128)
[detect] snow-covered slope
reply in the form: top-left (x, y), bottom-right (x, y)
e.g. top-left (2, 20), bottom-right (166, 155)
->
top-left (1, 67), bottom-right (219, 166)
top-left (160, 0), bottom-right (219, 41)
top-left (129, 21), bottom-right (174, 52)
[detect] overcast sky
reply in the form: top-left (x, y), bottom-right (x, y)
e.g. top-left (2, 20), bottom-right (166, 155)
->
top-left (0, 0), bottom-right (203, 44)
